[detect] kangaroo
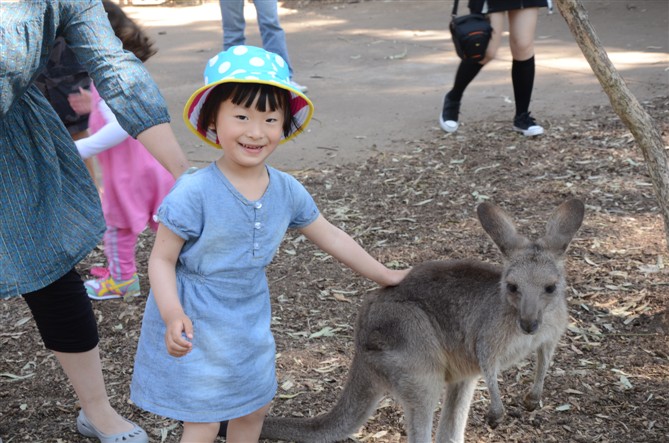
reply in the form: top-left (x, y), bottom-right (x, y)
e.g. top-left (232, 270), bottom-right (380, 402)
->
top-left (260, 199), bottom-right (585, 443)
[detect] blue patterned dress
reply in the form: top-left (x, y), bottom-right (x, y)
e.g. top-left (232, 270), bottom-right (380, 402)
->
top-left (131, 163), bottom-right (320, 422)
top-left (0, 1), bottom-right (171, 298)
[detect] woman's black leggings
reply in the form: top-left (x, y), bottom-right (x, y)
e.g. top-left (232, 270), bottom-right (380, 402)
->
top-left (22, 269), bottom-right (99, 353)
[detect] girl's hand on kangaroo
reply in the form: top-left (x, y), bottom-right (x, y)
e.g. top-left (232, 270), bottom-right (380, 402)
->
top-left (164, 316), bottom-right (193, 357)
top-left (382, 268), bottom-right (411, 287)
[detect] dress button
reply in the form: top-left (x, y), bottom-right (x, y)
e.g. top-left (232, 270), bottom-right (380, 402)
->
top-left (254, 243), bottom-right (260, 250)
top-left (255, 222), bottom-right (261, 229)
top-left (254, 202), bottom-right (262, 209)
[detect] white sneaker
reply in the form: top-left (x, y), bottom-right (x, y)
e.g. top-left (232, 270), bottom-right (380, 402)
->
top-left (288, 79), bottom-right (308, 94)
top-left (513, 112), bottom-right (544, 137)
top-left (439, 95), bottom-right (461, 133)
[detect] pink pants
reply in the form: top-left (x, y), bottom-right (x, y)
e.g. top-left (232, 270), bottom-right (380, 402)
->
top-left (103, 226), bottom-right (140, 281)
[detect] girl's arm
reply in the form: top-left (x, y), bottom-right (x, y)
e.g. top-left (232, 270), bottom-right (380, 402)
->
top-left (148, 224), bottom-right (193, 357)
top-left (299, 215), bottom-right (409, 287)
top-left (75, 97), bottom-right (130, 159)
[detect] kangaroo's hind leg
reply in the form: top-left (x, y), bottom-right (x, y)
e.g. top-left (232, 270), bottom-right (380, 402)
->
top-left (394, 371), bottom-right (443, 443)
top-left (361, 302), bottom-right (444, 443)
top-left (434, 377), bottom-right (478, 443)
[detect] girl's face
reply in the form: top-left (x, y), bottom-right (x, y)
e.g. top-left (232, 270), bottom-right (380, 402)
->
top-left (212, 96), bottom-right (285, 170)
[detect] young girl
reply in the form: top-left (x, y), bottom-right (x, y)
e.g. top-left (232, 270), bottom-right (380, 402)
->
top-left (130, 45), bottom-right (409, 442)
top-left (72, 1), bottom-right (175, 300)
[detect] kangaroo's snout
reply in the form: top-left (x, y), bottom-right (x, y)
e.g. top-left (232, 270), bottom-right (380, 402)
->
top-left (517, 292), bottom-right (543, 335)
top-left (519, 318), bottom-right (540, 335)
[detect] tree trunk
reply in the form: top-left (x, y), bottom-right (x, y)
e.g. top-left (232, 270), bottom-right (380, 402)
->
top-left (555, 0), bottom-right (669, 248)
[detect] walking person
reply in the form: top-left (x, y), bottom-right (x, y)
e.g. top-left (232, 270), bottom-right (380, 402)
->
top-left (440, 0), bottom-right (549, 136)
top-left (130, 45), bottom-right (408, 442)
top-left (219, 0), bottom-right (308, 92)
top-left (1, 1), bottom-right (189, 441)
top-left (70, 1), bottom-right (176, 301)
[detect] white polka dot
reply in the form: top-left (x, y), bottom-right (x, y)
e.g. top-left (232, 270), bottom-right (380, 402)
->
top-left (233, 46), bottom-right (248, 55)
top-left (229, 69), bottom-right (246, 76)
top-left (249, 57), bottom-right (265, 67)
top-left (204, 75), bottom-right (209, 84)
top-left (217, 61), bottom-right (231, 74)
top-left (274, 55), bottom-right (285, 68)
top-left (245, 75), bottom-right (260, 80)
top-left (208, 55), bottom-right (219, 66)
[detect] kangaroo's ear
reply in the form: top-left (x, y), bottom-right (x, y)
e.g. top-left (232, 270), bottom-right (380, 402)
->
top-left (541, 199), bottom-right (585, 255)
top-left (477, 202), bottom-right (528, 257)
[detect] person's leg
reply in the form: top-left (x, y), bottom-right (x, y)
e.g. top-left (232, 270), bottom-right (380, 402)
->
top-left (447, 11), bottom-right (505, 101)
top-left (440, 12), bottom-right (505, 133)
top-left (508, 7), bottom-right (543, 135)
top-left (220, 0), bottom-right (247, 49)
top-left (226, 402), bottom-right (271, 443)
top-left (22, 270), bottom-right (139, 436)
top-left (85, 226), bottom-right (140, 299)
top-left (105, 226), bottom-right (139, 282)
top-left (252, 0), bottom-right (293, 77)
top-left (181, 422), bottom-right (220, 443)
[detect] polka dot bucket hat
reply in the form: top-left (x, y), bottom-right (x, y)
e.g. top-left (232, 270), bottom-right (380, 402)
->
top-left (183, 45), bottom-right (314, 148)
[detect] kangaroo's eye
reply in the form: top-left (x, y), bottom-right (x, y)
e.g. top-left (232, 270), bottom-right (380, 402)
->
top-left (507, 283), bottom-right (518, 293)
top-left (545, 284), bottom-right (556, 294)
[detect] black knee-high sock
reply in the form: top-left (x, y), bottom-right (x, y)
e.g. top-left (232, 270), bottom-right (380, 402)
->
top-left (447, 60), bottom-right (484, 102)
top-left (512, 56), bottom-right (535, 116)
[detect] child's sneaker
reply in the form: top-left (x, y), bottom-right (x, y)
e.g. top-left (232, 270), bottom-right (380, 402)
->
top-left (513, 112), bottom-right (544, 136)
top-left (85, 273), bottom-right (140, 300)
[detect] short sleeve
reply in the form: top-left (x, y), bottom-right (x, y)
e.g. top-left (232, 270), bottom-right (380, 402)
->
top-left (155, 175), bottom-right (203, 241)
top-left (287, 176), bottom-right (320, 229)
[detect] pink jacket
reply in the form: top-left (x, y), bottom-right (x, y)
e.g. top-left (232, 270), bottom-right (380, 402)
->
top-left (88, 85), bottom-right (175, 233)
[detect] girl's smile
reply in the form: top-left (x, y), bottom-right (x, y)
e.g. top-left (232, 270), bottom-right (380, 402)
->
top-left (213, 98), bottom-right (284, 170)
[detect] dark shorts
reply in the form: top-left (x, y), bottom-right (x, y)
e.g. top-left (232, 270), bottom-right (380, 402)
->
top-left (22, 269), bottom-right (99, 353)
top-left (469, 0), bottom-right (548, 14)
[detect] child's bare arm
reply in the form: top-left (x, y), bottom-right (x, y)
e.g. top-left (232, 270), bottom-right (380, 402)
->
top-left (149, 223), bottom-right (193, 357)
top-left (299, 215), bottom-right (409, 287)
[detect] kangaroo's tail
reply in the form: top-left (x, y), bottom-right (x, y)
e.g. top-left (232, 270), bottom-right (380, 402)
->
top-left (261, 355), bottom-right (383, 443)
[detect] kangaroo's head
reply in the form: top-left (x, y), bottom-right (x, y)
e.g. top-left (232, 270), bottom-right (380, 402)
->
top-left (477, 199), bottom-right (585, 335)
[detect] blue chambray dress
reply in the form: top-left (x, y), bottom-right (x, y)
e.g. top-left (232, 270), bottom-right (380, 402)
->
top-left (0, 1), bottom-right (171, 298)
top-left (131, 163), bottom-right (319, 422)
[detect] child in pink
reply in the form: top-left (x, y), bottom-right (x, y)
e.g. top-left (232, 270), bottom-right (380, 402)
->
top-left (73, 1), bottom-right (175, 300)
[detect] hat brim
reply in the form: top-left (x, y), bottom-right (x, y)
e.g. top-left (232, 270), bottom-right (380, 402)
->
top-left (183, 78), bottom-right (314, 149)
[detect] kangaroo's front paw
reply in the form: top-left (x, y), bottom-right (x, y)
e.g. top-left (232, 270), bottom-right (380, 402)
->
top-left (523, 392), bottom-right (542, 411)
top-left (485, 407), bottom-right (504, 428)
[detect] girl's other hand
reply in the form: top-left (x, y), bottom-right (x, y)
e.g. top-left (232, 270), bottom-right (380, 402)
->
top-left (164, 315), bottom-right (194, 357)
top-left (67, 87), bottom-right (93, 115)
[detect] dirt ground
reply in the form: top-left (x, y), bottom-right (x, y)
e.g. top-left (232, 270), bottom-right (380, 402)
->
top-left (1, 1), bottom-right (669, 442)
top-left (1, 94), bottom-right (668, 441)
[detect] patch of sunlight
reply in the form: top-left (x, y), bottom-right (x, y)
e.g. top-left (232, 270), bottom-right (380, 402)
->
top-left (541, 51), bottom-right (668, 72)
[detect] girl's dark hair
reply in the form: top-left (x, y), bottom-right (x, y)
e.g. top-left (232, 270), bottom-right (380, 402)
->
top-left (198, 83), bottom-right (297, 139)
top-left (102, 1), bottom-right (157, 62)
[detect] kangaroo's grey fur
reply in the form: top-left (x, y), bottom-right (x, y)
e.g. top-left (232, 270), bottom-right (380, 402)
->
top-left (261, 199), bottom-right (585, 443)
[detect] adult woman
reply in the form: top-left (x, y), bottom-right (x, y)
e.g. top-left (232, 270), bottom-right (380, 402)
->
top-left (0, 1), bottom-right (189, 441)
top-left (440, 0), bottom-right (549, 136)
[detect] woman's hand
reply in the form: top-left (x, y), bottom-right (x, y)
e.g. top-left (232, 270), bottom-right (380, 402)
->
top-left (163, 314), bottom-right (193, 357)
